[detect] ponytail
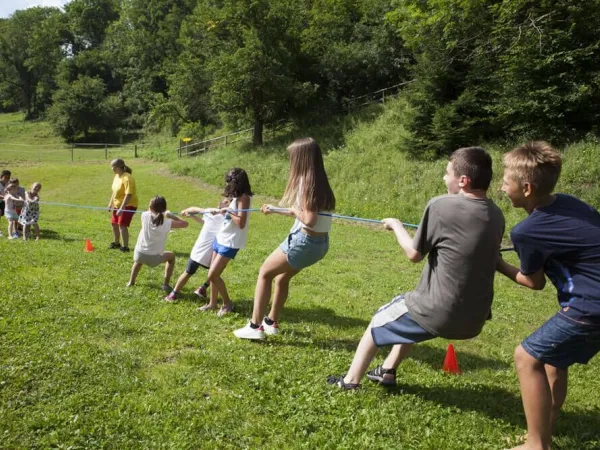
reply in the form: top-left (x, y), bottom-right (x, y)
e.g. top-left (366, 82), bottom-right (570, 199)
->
top-left (151, 212), bottom-right (164, 227)
top-left (148, 195), bottom-right (167, 226)
top-left (111, 158), bottom-right (132, 174)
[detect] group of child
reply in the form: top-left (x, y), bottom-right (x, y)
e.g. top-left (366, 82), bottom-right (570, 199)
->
top-left (0, 169), bottom-right (42, 240)
top-left (130, 138), bottom-right (599, 450)
top-left (11, 136), bottom-right (593, 449)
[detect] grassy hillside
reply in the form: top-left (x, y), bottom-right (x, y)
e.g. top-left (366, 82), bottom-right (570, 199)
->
top-left (162, 99), bottom-right (600, 233)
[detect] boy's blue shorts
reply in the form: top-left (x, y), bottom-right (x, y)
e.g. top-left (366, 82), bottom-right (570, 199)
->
top-left (370, 295), bottom-right (436, 347)
top-left (522, 310), bottom-right (600, 369)
top-left (212, 240), bottom-right (239, 260)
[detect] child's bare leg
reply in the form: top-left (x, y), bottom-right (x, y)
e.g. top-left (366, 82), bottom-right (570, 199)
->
top-left (111, 223), bottom-right (120, 244)
top-left (511, 345), bottom-right (552, 450)
top-left (545, 365), bottom-right (568, 431)
top-left (379, 343), bottom-right (414, 383)
top-left (119, 225), bottom-right (129, 248)
top-left (206, 254), bottom-right (231, 308)
top-left (343, 324), bottom-right (380, 385)
top-left (33, 223), bottom-right (40, 240)
top-left (267, 269), bottom-right (299, 322)
top-left (23, 224), bottom-right (29, 240)
top-left (163, 252), bottom-right (175, 286)
top-left (128, 262), bottom-right (143, 286)
top-left (251, 248), bottom-right (294, 325)
top-left (174, 271), bottom-right (192, 292)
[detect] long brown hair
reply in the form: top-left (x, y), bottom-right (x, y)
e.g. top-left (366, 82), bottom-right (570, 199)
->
top-left (280, 137), bottom-right (335, 211)
top-left (223, 168), bottom-right (253, 198)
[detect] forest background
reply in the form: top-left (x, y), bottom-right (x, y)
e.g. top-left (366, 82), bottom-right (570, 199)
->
top-left (2, 0), bottom-right (600, 156)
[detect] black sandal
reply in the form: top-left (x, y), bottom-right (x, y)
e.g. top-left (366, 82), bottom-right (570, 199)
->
top-left (326, 375), bottom-right (360, 390)
top-left (366, 365), bottom-right (397, 387)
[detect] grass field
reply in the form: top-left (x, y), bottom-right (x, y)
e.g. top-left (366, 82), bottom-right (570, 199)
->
top-left (1, 111), bottom-right (600, 449)
top-left (1, 159), bottom-right (599, 450)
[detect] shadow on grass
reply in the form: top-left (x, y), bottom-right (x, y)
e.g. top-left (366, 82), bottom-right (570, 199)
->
top-left (392, 382), bottom-right (600, 445)
top-left (38, 229), bottom-right (80, 242)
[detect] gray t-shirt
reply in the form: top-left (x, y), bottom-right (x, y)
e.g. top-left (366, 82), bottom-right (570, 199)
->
top-left (404, 194), bottom-right (505, 339)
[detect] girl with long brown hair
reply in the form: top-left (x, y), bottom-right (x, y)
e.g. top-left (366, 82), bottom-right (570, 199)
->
top-left (234, 137), bottom-right (335, 340)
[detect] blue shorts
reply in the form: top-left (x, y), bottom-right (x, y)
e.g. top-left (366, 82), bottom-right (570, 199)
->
top-left (212, 240), bottom-right (239, 260)
top-left (522, 310), bottom-right (600, 369)
top-left (370, 295), bottom-right (436, 347)
top-left (279, 230), bottom-right (328, 270)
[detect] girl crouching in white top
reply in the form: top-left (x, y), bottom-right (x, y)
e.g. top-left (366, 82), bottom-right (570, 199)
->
top-left (235, 137), bottom-right (335, 340)
top-left (127, 196), bottom-right (188, 291)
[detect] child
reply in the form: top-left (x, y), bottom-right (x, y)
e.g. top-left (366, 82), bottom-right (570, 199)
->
top-left (3, 182), bottom-right (24, 240)
top-left (166, 198), bottom-right (230, 303)
top-left (0, 170), bottom-right (11, 237)
top-left (19, 182), bottom-right (42, 241)
top-left (11, 178), bottom-right (26, 217)
top-left (326, 147), bottom-right (505, 388)
top-left (166, 168), bottom-right (252, 318)
top-left (234, 137), bottom-right (336, 340)
top-left (496, 141), bottom-right (600, 450)
top-left (127, 196), bottom-right (188, 291)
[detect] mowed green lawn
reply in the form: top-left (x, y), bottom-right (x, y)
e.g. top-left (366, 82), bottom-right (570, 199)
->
top-left (1, 160), bottom-right (599, 449)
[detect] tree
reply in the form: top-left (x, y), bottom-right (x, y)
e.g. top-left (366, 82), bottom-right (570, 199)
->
top-left (48, 75), bottom-right (125, 140)
top-left (0, 7), bottom-right (66, 118)
top-left (186, 0), bottom-right (312, 145)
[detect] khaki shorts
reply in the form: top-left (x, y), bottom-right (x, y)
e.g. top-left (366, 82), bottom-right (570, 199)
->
top-left (134, 250), bottom-right (166, 268)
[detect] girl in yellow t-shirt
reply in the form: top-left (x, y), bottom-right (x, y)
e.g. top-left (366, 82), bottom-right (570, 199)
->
top-left (107, 158), bottom-right (138, 252)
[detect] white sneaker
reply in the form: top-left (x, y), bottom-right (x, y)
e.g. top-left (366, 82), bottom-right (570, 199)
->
top-left (262, 319), bottom-right (280, 336)
top-left (234, 321), bottom-right (265, 340)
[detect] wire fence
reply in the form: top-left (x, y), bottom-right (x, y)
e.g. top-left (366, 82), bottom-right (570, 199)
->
top-left (0, 142), bottom-right (145, 162)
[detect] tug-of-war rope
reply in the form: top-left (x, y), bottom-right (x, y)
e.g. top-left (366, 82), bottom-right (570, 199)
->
top-left (39, 201), bottom-right (515, 252)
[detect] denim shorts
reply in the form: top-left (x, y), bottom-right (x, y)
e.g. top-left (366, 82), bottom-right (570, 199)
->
top-left (522, 310), bottom-right (600, 369)
top-left (370, 295), bottom-right (436, 347)
top-left (212, 240), bottom-right (239, 260)
top-left (279, 230), bottom-right (329, 270)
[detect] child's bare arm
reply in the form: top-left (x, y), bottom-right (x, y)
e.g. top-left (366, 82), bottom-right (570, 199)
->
top-left (496, 257), bottom-right (546, 290)
top-left (382, 218), bottom-right (423, 263)
top-left (165, 211), bottom-right (189, 229)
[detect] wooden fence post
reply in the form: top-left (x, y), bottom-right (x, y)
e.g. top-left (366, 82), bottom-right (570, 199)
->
top-left (134, 144), bottom-right (138, 158)
top-left (105, 143), bottom-right (108, 159)
top-left (71, 143), bottom-right (74, 161)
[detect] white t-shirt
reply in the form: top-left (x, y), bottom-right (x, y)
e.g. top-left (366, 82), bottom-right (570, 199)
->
top-left (216, 197), bottom-right (252, 249)
top-left (190, 213), bottom-right (224, 267)
top-left (135, 211), bottom-right (173, 255)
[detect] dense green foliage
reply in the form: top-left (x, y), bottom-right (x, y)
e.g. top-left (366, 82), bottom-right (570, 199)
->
top-left (1, 0), bottom-right (600, 153)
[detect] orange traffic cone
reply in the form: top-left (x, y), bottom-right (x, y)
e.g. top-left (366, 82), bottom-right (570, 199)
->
top-left (442, 343), bottom-right (460, 374)
top-left (84, 239), bottom-right (94, 252)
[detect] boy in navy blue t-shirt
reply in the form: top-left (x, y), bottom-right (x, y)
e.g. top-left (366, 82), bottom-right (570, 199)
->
top-left (497, 141), bottom-right (600, 450)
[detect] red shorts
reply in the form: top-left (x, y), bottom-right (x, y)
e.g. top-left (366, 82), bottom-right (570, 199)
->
top-left (111, 207), bottom-right (137, 227)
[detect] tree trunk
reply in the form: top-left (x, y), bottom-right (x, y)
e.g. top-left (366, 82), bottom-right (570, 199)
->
top-left (253, 116), bottom-right (263, 146)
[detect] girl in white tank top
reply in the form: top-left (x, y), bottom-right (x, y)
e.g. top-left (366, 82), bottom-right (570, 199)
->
top-left (234, 138), bottom-right (336, 340)
top-left (202, 168), bottom-right (253, 317)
